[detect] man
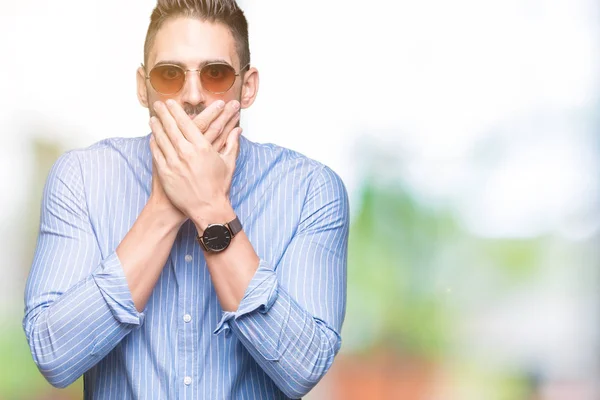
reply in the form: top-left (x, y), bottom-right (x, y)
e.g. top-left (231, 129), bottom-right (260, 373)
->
top-left (23, 0), bottom-right (349, 399)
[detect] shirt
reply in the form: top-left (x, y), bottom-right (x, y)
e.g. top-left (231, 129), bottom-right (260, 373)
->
top-left (23, 133), bottom-right (350, 399)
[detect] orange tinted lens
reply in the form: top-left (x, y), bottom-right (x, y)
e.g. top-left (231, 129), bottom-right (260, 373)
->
top-left (149, 65), bottom-right (185, 94)
top-left (200, 64), bottom-right (236, 93)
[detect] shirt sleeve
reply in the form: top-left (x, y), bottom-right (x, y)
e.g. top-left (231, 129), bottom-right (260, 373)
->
top-left (214, 166), bottom-right (350, 399)
top-left (22, 151), bottom-right (144, 389)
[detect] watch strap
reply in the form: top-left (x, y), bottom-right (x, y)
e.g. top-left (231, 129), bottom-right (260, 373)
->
top-left (197, 234), bottom-right (208, 252)
top-left (226, 216), bottom-right (243, 237)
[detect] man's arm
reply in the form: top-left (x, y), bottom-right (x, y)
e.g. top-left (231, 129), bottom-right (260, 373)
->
top-left (204, 166), bottom-right (349, 399)
top-left (24, 100), bottom-right (237, 388)
top-left (22, 151), bottom-right (184, 388)
top-left (117, 161), bottom-right (186, 313)
top-left (23, 102), bottom-right (239, 387)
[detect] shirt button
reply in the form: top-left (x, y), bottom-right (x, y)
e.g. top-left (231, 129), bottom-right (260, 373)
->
top-left (184, 376), bottom-right (192, 386)
top-left (183, 314), bottom-right (192, 323)
top-left (184, 254), bottom-right (193, 263)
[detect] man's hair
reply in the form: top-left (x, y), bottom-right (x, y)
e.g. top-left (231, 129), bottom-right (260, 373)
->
top-left (143, 0), bottom-right (250, 68)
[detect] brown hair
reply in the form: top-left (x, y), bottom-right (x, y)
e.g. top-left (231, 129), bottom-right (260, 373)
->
top-left (143, 0), bottom-right (250, 68)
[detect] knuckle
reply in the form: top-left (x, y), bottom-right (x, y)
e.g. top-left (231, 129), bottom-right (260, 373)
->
top-left (212, 121), bottom-right (226, 134)
top-left (172, 136), bottom-right (185, 149)
top-left (204, 129), bottom-right (219, 143)
top-left (166, 156), bottom-right (180, 168)
top-left (196, 120), bottom-right (209, 132)
top-left (198, 140), bottom-right (211, 152)
top-left (181, 145), bottom-right (195, 158)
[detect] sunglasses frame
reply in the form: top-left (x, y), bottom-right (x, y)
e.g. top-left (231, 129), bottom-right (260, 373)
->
top-left (142, 62), bottom-right (250, 95)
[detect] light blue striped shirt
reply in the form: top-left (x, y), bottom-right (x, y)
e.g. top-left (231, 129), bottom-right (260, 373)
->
top-left (23, 133), bottom-right (349, 399)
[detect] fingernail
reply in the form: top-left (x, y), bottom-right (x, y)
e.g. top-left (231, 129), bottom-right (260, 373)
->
top-left (232, 101), bottom-right (240, 111)
top-left (215, 100), bottom-right (225, 109)
top-left (166, 99), bottom-right (176, 107)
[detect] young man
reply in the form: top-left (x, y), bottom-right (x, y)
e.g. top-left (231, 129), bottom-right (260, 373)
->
top-left (23, 1), bottom-right (349, 398)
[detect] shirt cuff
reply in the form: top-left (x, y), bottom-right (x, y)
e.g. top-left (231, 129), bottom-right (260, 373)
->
top-left (92, 251), bottom-right (145, 326)
top-left (214, 259), bottom-right (278, 336)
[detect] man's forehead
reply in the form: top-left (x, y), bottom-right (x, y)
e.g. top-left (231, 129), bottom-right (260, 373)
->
top-left (148, 17), bottom-right (238, 67)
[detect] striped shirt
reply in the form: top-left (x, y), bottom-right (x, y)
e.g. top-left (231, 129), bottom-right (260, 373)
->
top-left (23, 133), bottom-right (349, 399)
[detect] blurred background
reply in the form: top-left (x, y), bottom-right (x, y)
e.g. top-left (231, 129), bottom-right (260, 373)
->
top-left (1, 0), bottom-right (599, 399)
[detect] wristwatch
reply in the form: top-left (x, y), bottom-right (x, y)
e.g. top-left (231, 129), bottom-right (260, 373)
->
top-left (196, 216), bottom-right (243, 252)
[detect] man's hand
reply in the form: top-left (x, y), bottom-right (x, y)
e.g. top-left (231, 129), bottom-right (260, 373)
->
top-left (149, 99), bottom-right (242, 230)
top-left (147, 156), bottom-right (187, 226)
top-left (147, 100), bottom-right (239, 226)
top-left (193, 99), bottom-right (241, 153)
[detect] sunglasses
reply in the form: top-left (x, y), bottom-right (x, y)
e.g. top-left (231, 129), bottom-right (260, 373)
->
top-left (143, 62), bottom-right (249, 95)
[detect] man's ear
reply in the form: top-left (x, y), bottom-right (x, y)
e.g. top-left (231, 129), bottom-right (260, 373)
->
top-left (136, 66), bottom-right (149, 108)
top-left (240, 67), bottom-right (259, 109)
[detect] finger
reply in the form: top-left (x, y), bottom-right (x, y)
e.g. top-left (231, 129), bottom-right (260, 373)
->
top-left (193, 99), bottom-right (226, 134)
top-left (204, 100), bottom-right (240, 144)
top-left (150, 116), bottom-right (178, 165)
top-left (221, 127), bottom-right (243, 168)
top-left (153, 101), bottom-right (190, 154)
top-left (202, 100), bottom-right (240, 144)
top-left (212, 111), bottom-right (240, 151)
top-left (164, 99), bottom-right (203, 145)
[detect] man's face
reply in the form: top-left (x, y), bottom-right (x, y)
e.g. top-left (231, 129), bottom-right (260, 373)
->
top-left (138, 17), bottom-right (244, 118)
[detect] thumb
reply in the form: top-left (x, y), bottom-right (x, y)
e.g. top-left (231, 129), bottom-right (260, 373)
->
top-left (151, 161), bottom-right (161, 192)
top-left (151, 160), bottom-right (157, 178)
top-left (221, 127), bottom-right (243, 167)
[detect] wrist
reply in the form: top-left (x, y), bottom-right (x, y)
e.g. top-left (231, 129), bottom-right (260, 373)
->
top-left (145, 196), bottom-right (187, 232)
top-left (191, 199), bottom-right (236, 234)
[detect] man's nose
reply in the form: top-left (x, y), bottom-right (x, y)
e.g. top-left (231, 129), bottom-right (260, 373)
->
top-left (180, 70), bottom-right (205, 106)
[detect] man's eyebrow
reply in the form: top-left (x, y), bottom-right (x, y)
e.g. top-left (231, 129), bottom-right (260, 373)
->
top-left (152, 58), bottom-right (233, 68)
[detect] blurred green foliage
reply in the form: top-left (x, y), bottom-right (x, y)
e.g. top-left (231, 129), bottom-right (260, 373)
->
top-left (344, 181), bottom-right (457, 358)
top-left (0, 138), bottom-right (78, 400)
top-left (343, 177), bottom-right (546, 363)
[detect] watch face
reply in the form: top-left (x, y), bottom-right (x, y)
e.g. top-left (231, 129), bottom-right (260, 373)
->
top-left (202, 224), bottom-right (232, 252)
